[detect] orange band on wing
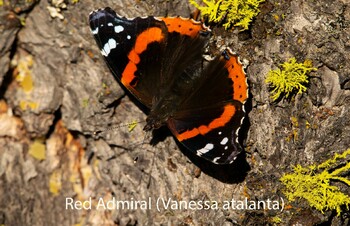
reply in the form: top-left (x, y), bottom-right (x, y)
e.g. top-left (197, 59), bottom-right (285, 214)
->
top-left (134, 27), bottom-right (164, 53)
top-left (161, 17), bottom-right (206, 37)
top-left (225, 56), bottom-right (248, 103)
top-left (122, 63), bottom-right (138, 85)
top-left (127, 50), bottom-right (140, 64)
top-left (177, 105), bottom-right (236, 141)
top-left (121, 27), bottom-right (164, 88)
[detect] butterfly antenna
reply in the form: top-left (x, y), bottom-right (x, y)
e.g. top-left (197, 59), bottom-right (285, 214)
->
top-left (93, 120), bottom-right (143, 135)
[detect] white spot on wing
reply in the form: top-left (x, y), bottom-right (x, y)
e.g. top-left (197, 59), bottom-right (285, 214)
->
top-left (220, 137), bottom-right (228, 145)
top-left (213, 157), bottom-right (221, 164)
top-left (229, 156), bottom-right (237, 164)
top-left (114, 25), bottom-right (124, 33)
top-left (91, 27), bottom-right (99, 35)
top-left (127, 35), bottom-right (131, 39)
top-left (196, 143), bottom-right (214, 156)
top-left (108, 22), bottom-right (113, 27)
top-left (108, 38), bottom-right (117, 49)
top-left (102, 38), bottom-right (118, 56)
top-left (101, 49), bottom-right (107, 56)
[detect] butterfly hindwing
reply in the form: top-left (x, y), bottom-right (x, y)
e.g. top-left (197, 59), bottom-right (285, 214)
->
top-left (167, 50), bottom-right (248, 164)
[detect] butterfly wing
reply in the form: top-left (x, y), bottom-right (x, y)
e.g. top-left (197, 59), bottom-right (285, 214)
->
top-left (167, 49), bottom-right (248, 164)
top-left (89, 7), bottom-right (168, 107)
top-left (89, 8), bottom-right (210, 108)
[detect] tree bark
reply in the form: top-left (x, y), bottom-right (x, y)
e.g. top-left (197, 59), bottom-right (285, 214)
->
top-left (0, 0), bottom-right (349, 225)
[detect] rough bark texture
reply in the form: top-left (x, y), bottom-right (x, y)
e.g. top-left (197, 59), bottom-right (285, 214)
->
top-left (0, 0), bottom-right (349, 225)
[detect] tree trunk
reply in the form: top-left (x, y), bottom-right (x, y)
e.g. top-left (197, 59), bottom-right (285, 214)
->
top-left (0, 0), bottom-right (349, 225)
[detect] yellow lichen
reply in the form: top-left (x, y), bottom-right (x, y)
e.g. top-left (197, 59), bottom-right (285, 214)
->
top-left (12, 54), bottom-right (40, 111)
top-left (19, 100), bottom-right (38, 110)
top-left (15, 55), bottom-right (34, 92)
top-left (128, 120), bottom-right (138, 132)
top-left (265, 58), bottom-right (317, 100)
top-left (290, 116), bottom-right (298, 127)
top-left (285, 116), bottom-right (300, 142)
top-left (49, 170), bottom-right (62, 195)
top-left (305, 120), bottom-right (311, 129)
top-left (82, 99), bottom-right (89, 108)
top-left (280, 149), bottom-right (350, 216)
top-left (271, 216), bottom-right (282, 224)
top-left (29, 139), bottom-right (46, 160)
top-left (189, 0), bottom-right (265, 30)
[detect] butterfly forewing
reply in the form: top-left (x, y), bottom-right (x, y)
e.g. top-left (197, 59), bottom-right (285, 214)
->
top-left (89, 8), bottom-right (168, 107)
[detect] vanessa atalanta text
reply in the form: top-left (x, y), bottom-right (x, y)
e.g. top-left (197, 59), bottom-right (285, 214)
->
top-left (89, 7), bottom-right (248, 164)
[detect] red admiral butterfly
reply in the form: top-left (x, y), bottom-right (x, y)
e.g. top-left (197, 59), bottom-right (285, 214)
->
top-left (89, 7), bottom-right (248, 164)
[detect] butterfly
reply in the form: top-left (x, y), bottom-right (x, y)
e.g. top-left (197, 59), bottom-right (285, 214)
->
top-left (89, 7), bottom-right (248, 164)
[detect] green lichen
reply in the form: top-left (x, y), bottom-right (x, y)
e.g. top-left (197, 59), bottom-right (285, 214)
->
top-left (280, 149), bottom-right (350, 216)
top-left (265, 58), bottom-right (317, 101)
top-left (189, 0), bottom-right (265, 30)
